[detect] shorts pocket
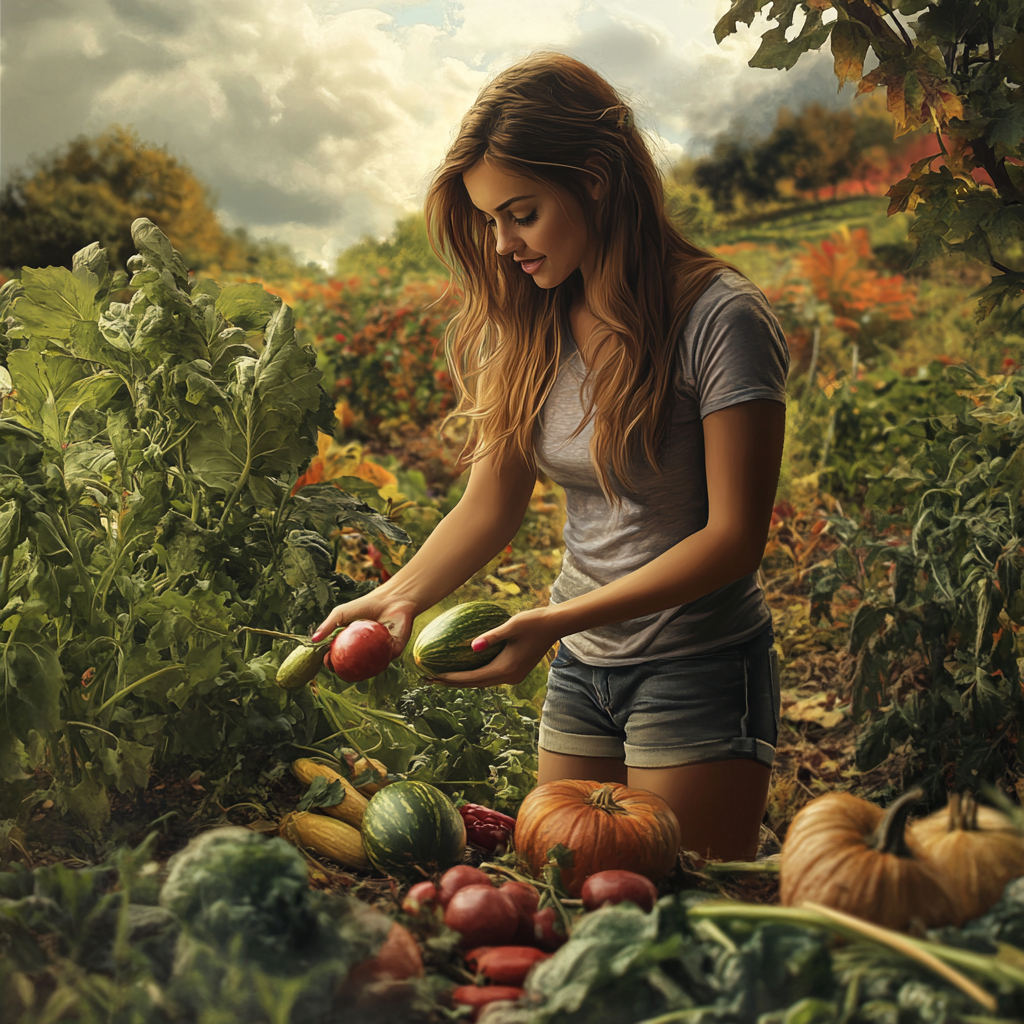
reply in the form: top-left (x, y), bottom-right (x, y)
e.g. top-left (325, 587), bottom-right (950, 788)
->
top-left (550, 643), bottom-right (576, 669)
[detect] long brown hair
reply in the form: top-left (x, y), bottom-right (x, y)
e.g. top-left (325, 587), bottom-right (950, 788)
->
top-left (424, 51), bottom-right (740, 500)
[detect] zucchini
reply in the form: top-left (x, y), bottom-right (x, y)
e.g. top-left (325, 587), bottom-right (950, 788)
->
top-left (280, 811), bottom-right (370, 870)
top-left (291, 758), bottom-right (369, 828)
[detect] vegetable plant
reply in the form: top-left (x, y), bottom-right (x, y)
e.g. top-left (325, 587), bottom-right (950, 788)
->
top-left (0, 220), bottom-right (409, 830)
top-left (808, 364), bottom-right (1024, 799)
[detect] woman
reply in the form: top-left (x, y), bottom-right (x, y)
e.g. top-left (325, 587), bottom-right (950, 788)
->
top-left (313, 51), bottom-right (788, 861)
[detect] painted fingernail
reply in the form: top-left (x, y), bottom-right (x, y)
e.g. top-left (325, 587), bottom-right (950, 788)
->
top-left (471, 638), bottom-right (489, 652)
top-left (311, 629), bottom-right (324, 642)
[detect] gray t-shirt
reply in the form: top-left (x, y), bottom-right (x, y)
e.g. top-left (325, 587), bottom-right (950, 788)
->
top-left (533, 270), bottom-right (790, 665)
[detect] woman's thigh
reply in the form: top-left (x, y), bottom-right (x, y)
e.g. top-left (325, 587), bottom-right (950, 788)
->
top-left (537, 748), bottom-right (627, 786)
top-left (628, 758), bottom-right (771, 862)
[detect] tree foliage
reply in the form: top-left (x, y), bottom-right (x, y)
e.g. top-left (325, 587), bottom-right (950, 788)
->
top-left (689, 98), bottom-right (900, 211)
top-left (334, 212), bottom-right (448, 284)
top-left (715, 0), bottom-right (1024, 320)
top-left (0, 127), bottom-right (239, 272)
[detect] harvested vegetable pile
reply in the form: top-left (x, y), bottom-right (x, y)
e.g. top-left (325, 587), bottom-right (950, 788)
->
top-left (5, 824), bottom-right (1024, 1023)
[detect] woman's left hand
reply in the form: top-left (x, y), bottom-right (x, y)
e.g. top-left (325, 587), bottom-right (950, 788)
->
top-left (423, 606), bottom-right (560, 688)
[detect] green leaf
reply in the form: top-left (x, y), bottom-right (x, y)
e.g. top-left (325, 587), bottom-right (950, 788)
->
top-left (713, 0), bottom-right (766, 45)
top-left (95, 739), bottom-right (155, 793)
top-left (187, 304), bottom-right (323, 491)
top-left (0, 612), bottom-right (63, 781)
top-left (545, 843), bottom-right (575, 870)
top-left (987, 103), bottom-right (1024, 148)
top-left (6, 348), bottom-right (87, 448)
top-left (58, 770), bottom-right (111, 831)
top-left (848, 602), bottom-right (888, 655)
top-left (750, 10), bottom-right (832, 72)
top-left (289, 483), bottom-right (411, 545)
top-left (216, 283), bottom-right (281, 332)
top-left (11, 266), bottom-right (103, 343)
top-left (296, 774), bottom-right (346, 812)
top-left (131, 218), bottom-right (190, 286)
top-left (0, 501), bottom-right (21, 559)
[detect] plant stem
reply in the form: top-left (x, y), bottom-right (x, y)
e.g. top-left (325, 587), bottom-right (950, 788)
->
top-left (239, 625), bottom-right (340, 644)
top-left (66, 721), bottom-right (119, 742)
top-left (701, 859), bottom-right (781, 877)
top-left (687, 901), bottom-right (1006, 1012)
top-left (871, 787), bottom-right (923, 856)
top-left (94, 664), bottom-right (185, 715)
top-left (313, 690), bottom-right (372, 763)
top-left (0, 555), bottom-right (10, 609)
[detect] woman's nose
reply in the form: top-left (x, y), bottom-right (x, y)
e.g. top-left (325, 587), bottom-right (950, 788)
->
top-left (493, 223), bottom-right (518, 257)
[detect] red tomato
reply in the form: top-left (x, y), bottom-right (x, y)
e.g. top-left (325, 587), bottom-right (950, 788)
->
top-left (444, 884), bottom-right (519, 947)
top-left (451, 985), bottom-right (525, 1021)
top-left (326, 620), bottom-right (393, 682)
top-left (580, 869), bottom-right (659, 913)
top-left (465, 945), bottom-right (550, 986)
top-left (401, 880), bottom-right (440, 916)
top-left (438, 864), bottom-right (492, 907)
top-left (531, 906), bottom-right (568, 951)
top-left (498, 881), bottom-right (540, 944)
top-left (346, 921), bottom-right (423, 988)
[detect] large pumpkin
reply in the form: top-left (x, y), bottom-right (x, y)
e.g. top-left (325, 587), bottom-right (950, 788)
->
top-left (780, 788), bottom-right (958, 931)
top-left (908, 791), bottom-right (1024, 925)
top-left (514, 780), bottom-right (680, 896)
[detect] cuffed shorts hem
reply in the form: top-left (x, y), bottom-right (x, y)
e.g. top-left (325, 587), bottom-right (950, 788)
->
top-left (539, 723), bottom-right (776, 769)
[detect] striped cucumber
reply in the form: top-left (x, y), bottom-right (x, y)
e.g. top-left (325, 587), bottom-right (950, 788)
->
top-left (412, 602), bottom-right (510, 674)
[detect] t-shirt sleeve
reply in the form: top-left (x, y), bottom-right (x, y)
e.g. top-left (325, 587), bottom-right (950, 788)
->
top-left (684, 274), bottom-right (790, 419)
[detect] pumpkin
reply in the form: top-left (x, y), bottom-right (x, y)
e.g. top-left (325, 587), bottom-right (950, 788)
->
top-left (514, 780), bottom-right (681, 896)
top-left (908, 791), bottom-right (1024, 924)
top-left (780, 787), bottom-right (958, 931)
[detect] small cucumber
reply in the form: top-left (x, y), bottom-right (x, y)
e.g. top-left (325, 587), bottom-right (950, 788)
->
top-left (276, 641), bottom-right (329, 690)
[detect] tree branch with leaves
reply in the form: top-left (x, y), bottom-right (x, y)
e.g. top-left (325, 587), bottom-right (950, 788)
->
top-left (716, 0), bottom-right (1024, 321)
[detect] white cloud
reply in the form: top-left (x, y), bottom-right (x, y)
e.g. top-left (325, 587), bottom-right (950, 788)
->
top-left (3, 0), bottom-right (850, 265)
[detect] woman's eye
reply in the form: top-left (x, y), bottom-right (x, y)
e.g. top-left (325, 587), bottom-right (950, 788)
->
top-left (484, 211), bottom-right (538, 229)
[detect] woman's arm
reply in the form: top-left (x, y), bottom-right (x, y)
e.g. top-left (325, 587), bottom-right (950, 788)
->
top-left (311, 445), bottom-right (537, 648)
top-left (429, 399), bottom-right (785, 686)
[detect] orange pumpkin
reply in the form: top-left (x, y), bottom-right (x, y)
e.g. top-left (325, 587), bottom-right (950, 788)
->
top-left (909, 792), bottom-right (1024, 925)
top-left (780, 787), bottom-right (958, 932)
top-left (514, 780), bottom-right (680, 896)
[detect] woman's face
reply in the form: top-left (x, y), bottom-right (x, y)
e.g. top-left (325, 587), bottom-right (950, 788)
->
top-left (462, 158), bottom-right (600, 288)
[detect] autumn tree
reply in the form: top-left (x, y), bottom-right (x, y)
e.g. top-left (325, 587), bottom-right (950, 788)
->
top-left (688, 95), bottom-right (901, 210)
top-left (715, 0), bottom-right (1024, 320)
top-left (0, 126), bottom-right (241, 271)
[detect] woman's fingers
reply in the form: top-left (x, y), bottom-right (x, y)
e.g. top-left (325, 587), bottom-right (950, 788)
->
top-left (311, 606), bottom-right (351, 642)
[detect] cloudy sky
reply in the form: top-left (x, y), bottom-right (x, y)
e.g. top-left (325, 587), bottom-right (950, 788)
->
top-left (2, 0), bottom-right (854, 265)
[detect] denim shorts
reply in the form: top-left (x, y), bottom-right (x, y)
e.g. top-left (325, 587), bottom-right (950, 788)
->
top-left (538, 624), bottom-right (781, 769)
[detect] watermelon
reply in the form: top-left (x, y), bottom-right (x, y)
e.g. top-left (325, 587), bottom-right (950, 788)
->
top-left (412, 602), bottom-right (510, 674)
top-left (361, 781), bottom-right (467, 880)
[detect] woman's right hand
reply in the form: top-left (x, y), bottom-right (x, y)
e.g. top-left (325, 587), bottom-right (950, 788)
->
top-left (311, 592), bottom-right (419, 662)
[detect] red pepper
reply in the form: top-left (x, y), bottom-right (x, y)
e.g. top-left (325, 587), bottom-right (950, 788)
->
top-left (466, 822), bottom-right (510, 853)
top-left (460, 803), bottom-right (516, 833)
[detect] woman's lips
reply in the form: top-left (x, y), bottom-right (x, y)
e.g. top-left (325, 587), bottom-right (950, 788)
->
top-left (519, 257), bottom-right (544, 274)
